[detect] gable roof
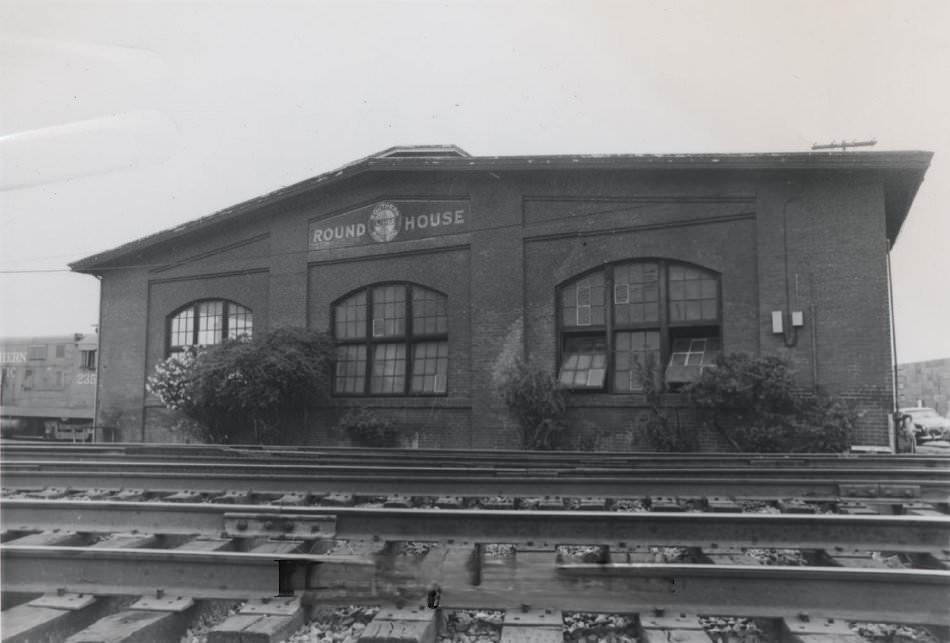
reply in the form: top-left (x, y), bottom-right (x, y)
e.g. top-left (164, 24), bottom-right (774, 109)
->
top-left (70, 146), bottom-right (932, 273)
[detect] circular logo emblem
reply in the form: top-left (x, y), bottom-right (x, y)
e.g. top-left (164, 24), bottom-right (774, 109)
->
top-left (369, 202), bottom-right (401, 243)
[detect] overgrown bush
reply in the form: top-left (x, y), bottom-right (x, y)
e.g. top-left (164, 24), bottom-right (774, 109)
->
top-left (336, 408), bottom-right (400, 447)
top-left (499, 359), bottom-right (568, 450)
top-left (570, 422), bottom-right (608, 451)
top-left (146, 350), bottom-right (197, 411)
top-left (686, 353), bottom-right (855, 452)
top-left (146, 327), bottom-right (335, 444)
top-left (635, 354), bottom-right (699, 452)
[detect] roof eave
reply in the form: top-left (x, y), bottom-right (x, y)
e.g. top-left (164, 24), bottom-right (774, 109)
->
top-left (69, 150), bottom-right (933, 273)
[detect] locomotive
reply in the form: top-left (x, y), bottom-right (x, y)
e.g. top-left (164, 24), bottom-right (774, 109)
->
top-left (0, 333), bottom-right (98, 441)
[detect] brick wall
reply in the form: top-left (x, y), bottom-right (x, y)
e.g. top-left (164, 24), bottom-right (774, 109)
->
top-left (97, 271), bottom-right (149, 441)
top-left (94, 165), bottom-right (902, 448)
top-left (754, 178), bottom-right (893, 443)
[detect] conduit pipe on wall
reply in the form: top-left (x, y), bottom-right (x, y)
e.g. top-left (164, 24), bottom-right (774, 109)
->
top-left (886, 237), bottom-right (900, 452)
top-left (779, 195), bottom-right (800, 348)
top-left (810, 301), bottom-right (818, 389)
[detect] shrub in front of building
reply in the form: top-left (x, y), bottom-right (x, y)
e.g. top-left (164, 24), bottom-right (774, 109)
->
top-left (499, 359), bottom-right (569, 450)
top-left (686, 353), bottom-right (855, 453)
top-left (635, 354), bottom-right (700, 452)
top-left (146, 349), bottom-right (197, 411)
top-left (569, 421), bottom-right (609, 451)
top-left (335, 408), bottom-right (400, 447)
top-left (146, 327), bottom-right (335, 443)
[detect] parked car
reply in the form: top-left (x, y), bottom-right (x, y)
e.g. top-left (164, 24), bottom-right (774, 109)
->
top-left (899, 407), bottom-right (950, 441)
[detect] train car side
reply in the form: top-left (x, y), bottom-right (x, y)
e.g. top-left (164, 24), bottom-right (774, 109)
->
top-left (0, 333), bottom-right (98, 441)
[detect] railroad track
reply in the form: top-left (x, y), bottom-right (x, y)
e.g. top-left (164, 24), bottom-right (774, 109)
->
top-left (3, 505), bottom-right (949, 632)
top-left (2, 447), bottom-right (949, 642)
top-left (4, 455), bottom-right (949, 501)
top-left (4, 440), bottom-right (949, 470)
top-left (5, 443), bottom-right (948, 500)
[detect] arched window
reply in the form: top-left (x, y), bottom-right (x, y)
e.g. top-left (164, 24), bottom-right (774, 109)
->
top-left (333, 283), bottom-right (448, 395)
top-left (167, 300), bottom-right (253, 354)
top-left (558, 260), bottom-right (721, 392)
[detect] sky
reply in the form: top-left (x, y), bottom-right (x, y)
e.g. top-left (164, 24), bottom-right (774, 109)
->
top-left (1, 0), bottom-right (948, 363)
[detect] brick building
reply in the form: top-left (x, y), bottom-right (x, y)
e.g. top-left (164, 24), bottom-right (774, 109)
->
top-left (71, 147), bottom-right (932, 448)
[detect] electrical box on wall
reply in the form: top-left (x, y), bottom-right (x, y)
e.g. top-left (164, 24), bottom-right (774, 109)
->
top-left (791, 311), bottom-right (804, 327)
top-left (771, 311), bottom-right (783, 334)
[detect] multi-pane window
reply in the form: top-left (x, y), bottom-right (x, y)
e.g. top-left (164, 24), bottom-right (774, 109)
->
top-left (335, 291), bottom-right (367, 340)
top-left (373, 285), bottom-right (406, 338)
top-left (80, 350), bottom-right (97, 371)
top-left (613, 330), bottom-right (661, 392)
top-left (558, 261), bottom-right (721, 392)
top-left (558, 336), bottom-right (607, 389)
top-left (28, 345), bottom-right (46, 361)
top-left (167, 300), bottom-right (253, 354)
top-left (372, 343), bottom-right (407, 393)
top-left (412, 288), bottom-right (448, 335)
top-left (335, 345), bottom-right (367, 394)
top-left (560, 271), bottom-right (606, 328)
top-left (666, 337), bottom-right (722, 385)
top-left (613, 263), bottom-right (660, 324)
top-left (333, 284), bottom-right (448, 395)
top-left (669, 265), bottom-right (718, 322)
top-left (412, 341), bottom-right (448, 394)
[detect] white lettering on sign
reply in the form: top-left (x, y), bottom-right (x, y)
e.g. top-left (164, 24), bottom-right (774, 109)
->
top-left (404, 209), bottom-right (465, 232)
top-left (312, 222), bottom-right (367, 245)
top-left (75, 372), bottom-right (97, 386)
top-left (0, 352), bottom-right (26, 363)
top-left (309, 201), bottom-right (469, 250)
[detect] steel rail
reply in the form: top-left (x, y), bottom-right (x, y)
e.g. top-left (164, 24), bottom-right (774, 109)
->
top-left (5, 458), bottom-right (949, 482)
top-left (0, 545), bottom-right (366, 600)
top-left (541, 564), bottom-right (950, 625)
top-left (3, 442), bottom-right (947, 470)
top-left (0, 439), bottom-right (937, 459)
top-left (0, 439), bottom-right (921, 456)
top-left (2, 544), bottom-right (947, 625)
top-left (3, 499), bottom-right (949, 552)
top-left (7, 456), bottom-right (950, 482)
top-left (4, 467), bottom-right (949, 501)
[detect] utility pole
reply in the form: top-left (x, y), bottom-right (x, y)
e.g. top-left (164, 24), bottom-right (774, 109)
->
top-left (811, 139), bottom-right (877, 151)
